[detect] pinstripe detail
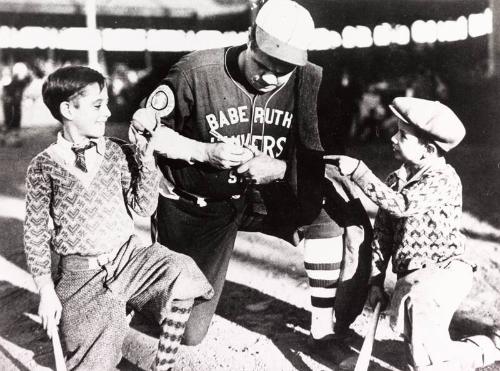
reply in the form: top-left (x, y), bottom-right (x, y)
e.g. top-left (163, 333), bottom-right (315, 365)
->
top-left (311, 296), bottom-right (336, 308)
top-left (309, 278), bottom-right (339, 288)
top-left (304, 262), bottom-right (342, 270)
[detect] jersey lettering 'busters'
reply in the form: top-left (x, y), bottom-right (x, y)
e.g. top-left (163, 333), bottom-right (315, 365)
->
top-left (152, 45), bottom-right (296, 199)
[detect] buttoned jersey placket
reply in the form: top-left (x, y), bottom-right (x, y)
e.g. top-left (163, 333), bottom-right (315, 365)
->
top-left (224, 46), bottom-right (291, 153)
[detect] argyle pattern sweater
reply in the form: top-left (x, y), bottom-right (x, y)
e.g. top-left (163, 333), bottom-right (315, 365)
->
top-left (24, 137), bottom-right (161, 288)
top-left (350, 159), bottom-right (465, 284)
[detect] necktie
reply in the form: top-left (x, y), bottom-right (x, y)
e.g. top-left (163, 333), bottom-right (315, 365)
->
top-left (71, 142), bottom-right (96, 172)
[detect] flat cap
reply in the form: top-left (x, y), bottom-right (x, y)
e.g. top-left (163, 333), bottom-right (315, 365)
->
top-left (389, 97), bottom-right (466, 152)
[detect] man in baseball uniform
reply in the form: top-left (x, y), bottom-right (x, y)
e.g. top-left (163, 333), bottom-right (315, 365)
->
top-left (131, 0), bottom-right (372, 361)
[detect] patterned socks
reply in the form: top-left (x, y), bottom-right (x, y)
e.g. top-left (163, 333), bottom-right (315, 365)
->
top-left (152, 299), bottom-right (194, 371)
top-left (304, 236), bottom-right (343, 339)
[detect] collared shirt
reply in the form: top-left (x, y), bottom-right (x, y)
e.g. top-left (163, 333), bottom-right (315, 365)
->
top-left (350, 157), bottom-right (466, 282)
top-left (47, 132), bottom-right (107, 186)
top-left (391, 159), bottom-right (437, 192)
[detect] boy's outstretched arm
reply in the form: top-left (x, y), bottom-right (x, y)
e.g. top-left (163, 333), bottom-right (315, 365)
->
top-left (121, 110), bottom-right (162, 216)
top-left (324, 155), bottom-right (451, 218)
top-left (24, 156), bottom-right (62, 339)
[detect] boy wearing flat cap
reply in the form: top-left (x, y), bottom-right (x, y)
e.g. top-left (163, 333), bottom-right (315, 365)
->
top-left (326, 97), bottom-right (500, 370)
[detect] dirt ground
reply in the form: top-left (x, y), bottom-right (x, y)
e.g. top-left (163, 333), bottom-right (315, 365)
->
top-left (0, 123), bottom-right (499, 371)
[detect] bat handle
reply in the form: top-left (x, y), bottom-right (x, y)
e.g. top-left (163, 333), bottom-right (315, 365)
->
top-left (353, 301), bottom-right (382, 371)
top-left (372, 301), bottom-right (382, 326)
top-left (51, 325), bottom-right (67, 371)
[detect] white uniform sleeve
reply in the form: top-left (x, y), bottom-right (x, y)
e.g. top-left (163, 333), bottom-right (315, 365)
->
top-left (153, 125), bottom-right (204, 164)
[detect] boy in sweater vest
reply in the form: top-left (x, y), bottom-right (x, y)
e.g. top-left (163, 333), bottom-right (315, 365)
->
top-left (325, 97), bottom-right (499, 370)
top-left (24, 66), bottom-right (213, 370)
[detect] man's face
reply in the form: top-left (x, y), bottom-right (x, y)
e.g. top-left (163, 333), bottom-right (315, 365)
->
top-left (243, 42), bottom-right (296, 93)
top-left (68, 82), bottom-right (110, 139)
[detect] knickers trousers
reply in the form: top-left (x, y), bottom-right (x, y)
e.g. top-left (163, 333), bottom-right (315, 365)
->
top-left (389, 260), bottom-right (492, 370)
top-left (56, 237), bottom-right (213, 370)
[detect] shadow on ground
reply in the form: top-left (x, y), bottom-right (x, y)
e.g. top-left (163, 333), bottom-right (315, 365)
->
top-left (0, 281), bottom-right (54, 370)
top-left (217, 280), bottom-right (402, 371)
top-left (1, 124), bottom-right (499, 370)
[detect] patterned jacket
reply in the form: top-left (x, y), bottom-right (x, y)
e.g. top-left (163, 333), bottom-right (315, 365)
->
top-left (350, 158), bottom-right (466, 285)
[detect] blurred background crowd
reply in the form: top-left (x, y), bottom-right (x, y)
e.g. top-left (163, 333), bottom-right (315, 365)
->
top-left (0, 58), bottom-right (151, 146)
top-left (0, 0), bottom-right (497, 149)
top-left (0, 41), bottom-right (493, 148)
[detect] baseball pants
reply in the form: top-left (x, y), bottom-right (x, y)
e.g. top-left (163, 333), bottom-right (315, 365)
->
top-left (155, 175), bottom-right (371, 345)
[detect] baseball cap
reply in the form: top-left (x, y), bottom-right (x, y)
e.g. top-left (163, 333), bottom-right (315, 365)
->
top-left (255, 0), bottom-right (315, 66)
top-left (389, 97), bottom-right (466, 152)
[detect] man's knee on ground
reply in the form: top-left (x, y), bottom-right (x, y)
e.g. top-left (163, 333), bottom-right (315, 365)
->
top-left (181, 325), bottom-right (209, 346)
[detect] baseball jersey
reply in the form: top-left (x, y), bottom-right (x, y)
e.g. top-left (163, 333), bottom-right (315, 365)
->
top-left (149, 45), bottom-right (297, 199)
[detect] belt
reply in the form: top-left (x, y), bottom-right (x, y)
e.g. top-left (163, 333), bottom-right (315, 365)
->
top-left (61, 250), bottom-right (117, 271)
top-left (173, 187), bottom-right (241, 207)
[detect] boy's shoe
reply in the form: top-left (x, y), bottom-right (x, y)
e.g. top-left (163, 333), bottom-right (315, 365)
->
top-left (487, 329), bottom-right (500, 362)
top-left (307, 333), bottom-right (355, 365)
top-left (460, 334), bottom-right (500, 368)
top-left (489, 328), bottom-right (500, 351)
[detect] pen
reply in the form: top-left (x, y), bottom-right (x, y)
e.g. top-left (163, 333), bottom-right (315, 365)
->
top-left (209, 129), bottom-right (231, 144)
top-left (209, 130), bottom-right (259, 156)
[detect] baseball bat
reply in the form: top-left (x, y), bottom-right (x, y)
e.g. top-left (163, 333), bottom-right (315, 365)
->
top-left (354, 301), bottom-right (382, 371)
top-left (23, 313), bottom-right (67, 371)
top-left (51, 325), bottom-right (67, 371)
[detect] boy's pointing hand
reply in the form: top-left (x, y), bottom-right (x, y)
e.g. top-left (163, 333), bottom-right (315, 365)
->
top-left (324, 155), bottom-right (360, 176)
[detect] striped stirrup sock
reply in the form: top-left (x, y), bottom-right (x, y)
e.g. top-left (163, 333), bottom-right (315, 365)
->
top-left (304, 236), bottom-right (343, 339)
top-left (152, 299), bottom-right (194, 371)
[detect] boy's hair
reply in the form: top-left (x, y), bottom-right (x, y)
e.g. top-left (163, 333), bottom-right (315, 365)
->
top-left (418, 133), bottom-right (446, 158)
top-left (400, 121), bottom-right (447, 158)
top-left (42, 66), bottom-right (106, 123)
